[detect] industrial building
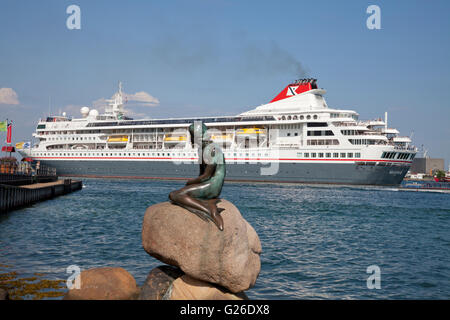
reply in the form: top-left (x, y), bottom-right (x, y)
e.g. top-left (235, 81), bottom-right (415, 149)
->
top-left (410, 158), bottom-right (444, 175)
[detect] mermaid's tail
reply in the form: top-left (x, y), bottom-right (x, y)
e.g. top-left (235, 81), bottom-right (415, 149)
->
top-left (170, 197), bottom-right (224, 231)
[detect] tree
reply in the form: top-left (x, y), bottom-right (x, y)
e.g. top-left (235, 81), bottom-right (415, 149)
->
top-left (435, 170), bottom-right (446, 179)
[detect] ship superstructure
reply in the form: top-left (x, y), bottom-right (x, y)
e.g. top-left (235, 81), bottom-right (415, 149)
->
top-left (18, 79), bottom-right (417, 185)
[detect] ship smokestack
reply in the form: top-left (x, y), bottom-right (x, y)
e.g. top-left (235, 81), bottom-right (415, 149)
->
top-left (270, 78), bottom-right (318, 103)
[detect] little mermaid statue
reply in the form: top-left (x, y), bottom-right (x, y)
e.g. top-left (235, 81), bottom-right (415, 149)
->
top-left (169, 121), bottom-right (226, 231)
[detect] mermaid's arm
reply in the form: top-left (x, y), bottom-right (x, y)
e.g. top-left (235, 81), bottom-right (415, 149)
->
top-left (185, 164), bottom-right (216, 185)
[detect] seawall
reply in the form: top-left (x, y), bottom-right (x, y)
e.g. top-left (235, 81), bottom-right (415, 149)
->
top-left (0, 179), bottom-right (82, 214)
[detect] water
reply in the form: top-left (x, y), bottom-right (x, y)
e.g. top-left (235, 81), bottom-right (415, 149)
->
top-left (0, 178), bottom-right (449, 299)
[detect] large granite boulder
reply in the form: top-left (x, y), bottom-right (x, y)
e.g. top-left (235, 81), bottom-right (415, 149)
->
top-left (64, 267), bottom-right (139, 300)
top-left (170, 275), bottom-right (248, 300)
top-left (138, 265), bottom-right (184, 300)
top-left (142, 199), bottom-right (261, 293)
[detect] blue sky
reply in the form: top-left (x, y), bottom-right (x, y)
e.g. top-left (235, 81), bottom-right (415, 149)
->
top-left (0, 0), bottom-right (449, 166)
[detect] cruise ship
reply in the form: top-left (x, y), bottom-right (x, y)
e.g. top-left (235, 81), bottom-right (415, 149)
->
top-left (17, 79), bottom-right (417, 185)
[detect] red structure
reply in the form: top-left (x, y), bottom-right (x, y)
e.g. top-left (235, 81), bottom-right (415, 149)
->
top-left (270, 78), bottom-right (318, 103)
top-left (1, 146), bottom-right (15, 153)
top-left (6, 122), bottom-right (12, 144)
top-left (2, 121), bottom-right (15, 157)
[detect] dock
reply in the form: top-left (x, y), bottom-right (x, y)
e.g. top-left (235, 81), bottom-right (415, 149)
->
top-left (0, 178), bottom-right (82, 214)
top-left (399, 179), bottom-right (450, 194)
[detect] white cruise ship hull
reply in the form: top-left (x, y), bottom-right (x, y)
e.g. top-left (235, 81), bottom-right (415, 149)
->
top-left (37, 159), bottom-right (410, 186)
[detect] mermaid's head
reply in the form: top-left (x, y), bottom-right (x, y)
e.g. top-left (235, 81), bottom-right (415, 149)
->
top-left (189, 122), bottom-right (209, 146)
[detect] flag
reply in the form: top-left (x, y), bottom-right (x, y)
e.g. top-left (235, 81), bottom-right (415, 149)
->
top-left (0, 121), bottom-right (6, 132)
top-left (6, 123), bottom-right (12, 144)
top-left (15, 141), bottom-right (30, 150)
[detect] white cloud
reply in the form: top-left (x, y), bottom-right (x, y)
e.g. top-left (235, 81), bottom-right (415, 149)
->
top-left (92, 97), bottom-right (108, 111)
top-left (91, 91), bottom-right (160, 111)
top-left (0, 88), bottom-right (19, 105)
top-left (125, 91), bottom-right (160, 107)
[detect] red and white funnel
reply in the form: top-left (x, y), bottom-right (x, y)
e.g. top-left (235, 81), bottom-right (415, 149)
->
top-left (270, 78), bottom-right (318, 103)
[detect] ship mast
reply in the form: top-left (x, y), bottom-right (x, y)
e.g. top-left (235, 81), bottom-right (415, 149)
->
top-left (104, 81), bottom-right (125, 120)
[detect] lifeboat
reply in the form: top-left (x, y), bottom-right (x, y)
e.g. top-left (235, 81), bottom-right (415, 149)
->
top-left (236, 127), bottom-right (266, 136)
top-left (210, 134), bottom-right (233, 142)
top-left (164, 135), bottom-right (187, 142)
top-left (107, 135), bottom-right (129, 143)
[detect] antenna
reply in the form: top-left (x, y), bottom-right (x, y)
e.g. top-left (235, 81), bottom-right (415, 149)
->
top-left (49, 96), bottom-right (52, 116)
top-left (384, 112), bottom-right (388, 130)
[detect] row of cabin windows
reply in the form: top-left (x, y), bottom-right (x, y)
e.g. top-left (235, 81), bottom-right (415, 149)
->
top-left (307, 130), bottom-right (334, 136)
top-left (348, 139), bottom-right (378, 145)
top-left (381, 152), bottom-right (415, 160)
top-left (279, 124), bottom-right (301, 129)
top-left (307, 139), bottom-right (340, 146)
top-left (34, 152), bottom-right (274, 158)
top-left (47, 136), bottom-right (167, 141)
top-left (47, 136), bottom-right (96, 141)
top-left (381, 152), bottom-right (396, 159)
top-left (35, 151), bottom-right (362, 159)
top-left (281, 114), bottom-right (318, 121)
top-left (35, 152), bottom-right (197, 157)
top-left (341, 130), bottom-right (366, 136)
top-left (398, 152), bottom-right (414, 160)
top-left (298, 152), bottom-right (361, 159)
top-left (330, 113), bottom-right (359, 120)
top-left (307, 122), bottom-right (328, 127)
top-left (39, 128), bottom-right (167, 135)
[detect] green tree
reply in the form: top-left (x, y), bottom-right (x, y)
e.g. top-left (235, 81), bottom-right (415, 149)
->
top-left (435, 170), bottom-right (446, 179)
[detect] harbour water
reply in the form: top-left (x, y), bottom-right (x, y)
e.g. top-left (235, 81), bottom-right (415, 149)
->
top-left (0, 178), bottom-right (449, 299)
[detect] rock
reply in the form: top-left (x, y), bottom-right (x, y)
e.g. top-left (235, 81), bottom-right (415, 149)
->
top-left (0, 288), bottom-right (9, 300)
top-left (142, 199), bottom-right (262, 293)
top-left (138, 265), bottom-right (184, 300)
top-left (169, 275), bottom-right (248, 300)
top-left (63, 267), bottom-right (139, 300)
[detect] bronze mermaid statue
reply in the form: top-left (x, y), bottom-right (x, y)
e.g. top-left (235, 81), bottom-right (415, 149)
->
top-left (169, 122), bottom-right (226, 231)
